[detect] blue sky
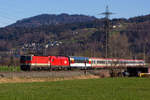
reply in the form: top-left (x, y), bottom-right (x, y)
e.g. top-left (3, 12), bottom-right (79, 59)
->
top-left (0, 0), bottom-right (150, 27)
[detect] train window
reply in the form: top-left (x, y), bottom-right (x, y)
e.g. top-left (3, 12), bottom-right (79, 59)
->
top-left (128, 61), bottom-right (136, 64)
top-left (107, 61), bottom-right (112, 64)
top-left (20, 56), bottom-right (32, 61)
top-left (97, 61), bottom-right (99, 64)
top-left (74, 58), bottom-right (89, 63)
top-left (74, 59), bottom-right (81, 63)
top-left (123, 61), bottom-right (127, 64)
top-left (97, 61), bottom-right (100, 64)
top-left (128, 61), bottom-right (131, 64)
top-left (97, 61), bottom-right (105, 64)
top-left (112, 61), bottom-right (119, 64)
top-left (122, 61), bottom-right (126, 64)
top-left (139, 61), bottom-right (144, 64)
top-left (119, 61), bottom-right (124, 64)
top-left (131, 61), bottom-right (135, 64)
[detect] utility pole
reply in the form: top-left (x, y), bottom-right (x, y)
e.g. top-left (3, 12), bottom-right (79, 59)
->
top-left (100, 5), bottom-right (114, 58)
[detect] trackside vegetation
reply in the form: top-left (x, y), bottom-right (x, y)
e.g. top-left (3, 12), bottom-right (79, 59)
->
top-left (0, 78), bottom-right (150, 100)
top-left (0, 66), bottom-right (20, 72)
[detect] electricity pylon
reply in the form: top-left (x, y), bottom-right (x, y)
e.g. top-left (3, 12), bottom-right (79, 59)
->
top-left (100, 5), bottom-right (114, 58)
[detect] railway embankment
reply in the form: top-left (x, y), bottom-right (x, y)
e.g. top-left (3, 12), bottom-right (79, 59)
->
top-left (0, 70), bottom-right (112, 83)
top-left (0, 70), bottom-right (110, 78)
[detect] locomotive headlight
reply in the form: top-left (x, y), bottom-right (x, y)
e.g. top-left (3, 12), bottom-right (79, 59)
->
top-left (64, 60), bottom-right (67, 64)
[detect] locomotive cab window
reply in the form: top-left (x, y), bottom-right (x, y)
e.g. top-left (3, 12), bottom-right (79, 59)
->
top-left (20, 56), bottom-right (32, 61)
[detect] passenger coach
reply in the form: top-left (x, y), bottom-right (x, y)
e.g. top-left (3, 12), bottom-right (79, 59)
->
top-left (90, 58), bottom-right (145, 68)
top-left (69, 56), bottom-right (91, 68)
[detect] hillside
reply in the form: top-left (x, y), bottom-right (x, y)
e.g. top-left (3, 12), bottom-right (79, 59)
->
top-left (8, 13), bottom-right (96, 28)
top-left (1, 13), bottom-right (150, 65)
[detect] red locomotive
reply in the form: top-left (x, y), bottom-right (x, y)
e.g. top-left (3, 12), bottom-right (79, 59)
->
top-left (20, 55), bottom-right (69, 70)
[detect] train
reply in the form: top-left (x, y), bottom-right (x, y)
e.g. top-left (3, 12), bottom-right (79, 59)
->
top-left (20, 55), bottom-right (145, 71)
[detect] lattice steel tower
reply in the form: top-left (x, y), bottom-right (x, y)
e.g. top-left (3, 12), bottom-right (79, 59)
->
top-left (100, 5), bottom-right (114, 58)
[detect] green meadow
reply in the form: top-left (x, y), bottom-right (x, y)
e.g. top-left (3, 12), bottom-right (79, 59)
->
top-left (0, 78), bottom-right (150, 100)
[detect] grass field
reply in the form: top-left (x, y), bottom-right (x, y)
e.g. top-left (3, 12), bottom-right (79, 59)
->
top-left (0, 78), bottom-right (150, 100)
top-left (0, 66), bottom-right (20, 72)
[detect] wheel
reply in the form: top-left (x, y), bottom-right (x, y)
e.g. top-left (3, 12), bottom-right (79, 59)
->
top-left (20, 65), bottom-right (29, 71)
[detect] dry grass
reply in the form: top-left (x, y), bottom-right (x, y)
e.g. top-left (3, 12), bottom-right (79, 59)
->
top-left (0, 75), bottom-right (100, 84)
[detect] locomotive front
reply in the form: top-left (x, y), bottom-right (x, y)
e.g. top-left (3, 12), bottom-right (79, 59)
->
top-left (20, 55), bottom-right (33, 71)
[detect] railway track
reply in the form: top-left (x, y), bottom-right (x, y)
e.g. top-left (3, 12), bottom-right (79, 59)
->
top-left (0, 70), bottom-right (91, 78)
top-left (0, 70), bottom-right (111, 78)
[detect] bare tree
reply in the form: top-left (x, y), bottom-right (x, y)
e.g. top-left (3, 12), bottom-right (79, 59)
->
top-left (109, 33), bottom-right (130, 59)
